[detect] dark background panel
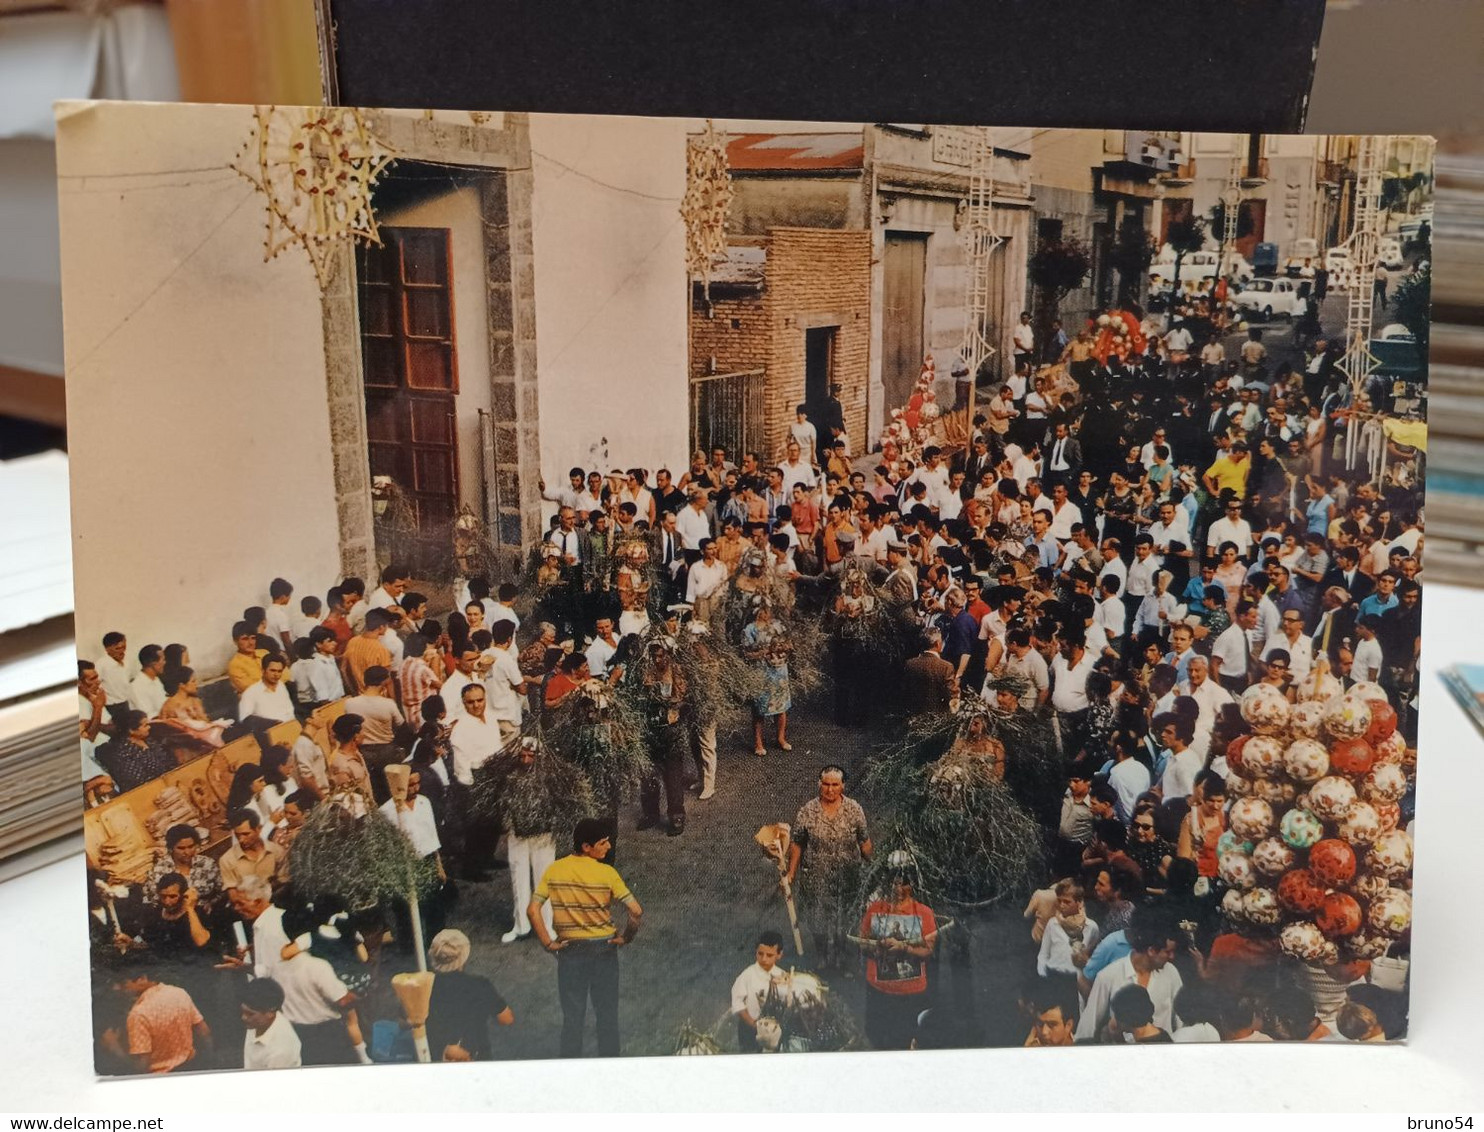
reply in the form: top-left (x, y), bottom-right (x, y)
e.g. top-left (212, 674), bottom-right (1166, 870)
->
top-left (323, 0), bottom-right (1325, 131)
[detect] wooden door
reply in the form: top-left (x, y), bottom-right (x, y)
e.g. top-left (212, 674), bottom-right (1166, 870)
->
top-left (357, 228), bottom-right (460, 565)
top-left (882, 232), bottom-right (927, 413)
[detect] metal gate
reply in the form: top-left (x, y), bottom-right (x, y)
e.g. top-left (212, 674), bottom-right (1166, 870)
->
top-left (689, 368), bottom-right (765, 464)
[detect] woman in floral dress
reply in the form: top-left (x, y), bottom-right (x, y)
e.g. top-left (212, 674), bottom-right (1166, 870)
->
top-left (742, 602), bottom-right (793, 756)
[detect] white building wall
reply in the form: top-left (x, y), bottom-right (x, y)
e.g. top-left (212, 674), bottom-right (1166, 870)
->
top-left (378, 186), bottom-right (492, 520)
top-left (56, 101), bottom-right (341, 677)
top-left (529, 113), bottom-right (689, 484)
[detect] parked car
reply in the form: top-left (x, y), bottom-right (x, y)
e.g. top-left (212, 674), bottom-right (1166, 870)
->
top-left (1233, 277), bottom-right (1305, 321)
top-left (1283, 237), bottom-right (1320, 277)
top-left (1147, 247), bottom-right (1254, 294)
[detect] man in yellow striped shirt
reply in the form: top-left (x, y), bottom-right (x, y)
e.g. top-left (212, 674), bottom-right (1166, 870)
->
top-left (529, 817), bottom-right (642, 1057)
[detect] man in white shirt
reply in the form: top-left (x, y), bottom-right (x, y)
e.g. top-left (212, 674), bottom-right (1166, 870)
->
top-left (778, 440), bottom-right (818, 497)
top-left (355, 567), bottom-right (410, 634)
top-left (1153, 714), bottom-right (1201, 801)
top-left (1351, 616), bottom-right (1385, 684)
top-left (238, 655), bottom-right (296, 723)
top-left (789, 404), bottom-right (818, 458)
top-left (1046, 482), bottom-right (1082, 542)
top-left (1124, 537), bottom-right (1160, 623)
top-left (1206, 497), bottom-right (1254, 559)
top-left (1147, 501), bottom-right (1191, 568)
top-left (685, 537), bottom-right (730, 622)
top-left (240, 978), bottom-right (302, 1070)
top-left (294, 628), bottom-right (347, 707)
top-left (675, 489), bottom-right (713, 552)
top-left (266, 580), bottom-right (296, 649)
top-left (1182, 656), bottom-right (1232, 753)
top-left (1012, 311), bottom-right (1036, 367)
top-left (97, 632), bottom-right (136, 710)
top-left (1263, 611), bottom-right (1315, 686)
top-left (1211, 602), bottom-right (1258, 692)
top-left (449, 685), bottom-right (506, 787)
top-left (1098, 541), bottom-right (1128, 598)
top-left (540, 466), bottom-right (587, 512)
top-left (1076, 911), bottom-right (1184, 1041)
top-left (440, 648), bottom-right (483, 722)
top-left (481, 622), bottom-right (526, 739)
top-left (1050, 633), bottom-right (1095, 755)
top-left (1108, 739), bottom-right (1152, 822)
top-left (380, 767), bottom-right (441, 862)
top-left (489, 583), bottom-right (522, 634)
top-left (1138, 427), bottom-right (1173, 471)
top-left (1095, 576), bottom-right (1126, 643)
top-left (999, 628), bottom-right (1049, 710)
top-left (1012, 446), bottom-right (1041, 493)
top-left (585, 617), bottom-right (621, 679)
top-left (128, 645), bottom-right (169, 718)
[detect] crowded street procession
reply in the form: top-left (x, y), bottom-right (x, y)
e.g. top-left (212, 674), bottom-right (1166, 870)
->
top-left (81, 274), bottom-right (1424, 1068)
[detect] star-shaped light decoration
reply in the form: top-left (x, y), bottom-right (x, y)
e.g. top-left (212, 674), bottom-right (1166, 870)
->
top-left (233, 105), bottom-right (396, 289)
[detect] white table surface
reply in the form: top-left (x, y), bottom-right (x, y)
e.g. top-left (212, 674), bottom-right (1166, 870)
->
top-left (3, 585), bottom-right (1481, 1114)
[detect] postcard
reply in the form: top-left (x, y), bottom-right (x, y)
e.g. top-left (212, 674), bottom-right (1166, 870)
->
top-left (57, 102), bottom-right (1429, 1071)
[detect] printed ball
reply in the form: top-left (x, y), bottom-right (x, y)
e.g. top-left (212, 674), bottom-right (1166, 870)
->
top-left (1280, 921), bottom-right (1329, 962)
top-left (1284, 739), bottom-right (1331, 784)
top-left (1277, 868), bottom-right (1328, 914)
top-left (1323, 694), bottom-right (1373, 741)
top-left (1289, 700), bottom-right (1325, 739)
top-left (1309, 838), bottom-right (1358, 887)
top-left (1374, 802), bottom-right (1402, 833)
top-left (1366, 830), bottom-right (1413, 878)
top-left (1242, 887), bottom-right (1283, 926)
top-left (1225, 772), bottom-right (1254, 798)
top-left (1308, 776), bottom-right (1358, 822)
top-left (1336, 801), bottom-right (1383, 846)
top-left (1229, 797), bottom-right (1275, 841)
top-left (1367, 888), bottom-right (1412, 937)
top-left (1218, 851), bottom-right (1258, 891)
top-left (1328, 737), bottom-right (1376, 778)
top-left (1242, 683), bottom-right (1292, 735)
top-left (1257, 779), bottom-right (1297, 806)
top-left (1252, 837), bottom-right (1296, 876)
top-left (1280, 808), bottom-right (1325, 849)
top-left (1345, 933), bottom-right (1393, 959)
top-left (1242, 735), bottom-right (1286, 779)
top-left (1217, 830), bottom-right (1255, 859)
top-left (1361, 763), bottom-right (1408, 804)
top-left (1221, 888), bottom-right (1248, 921)
top-left (1097, 314), bottom-right (1112, 327)
top-left (1297, 673), bottom-right (1342, 705)
top-left (1316, 892), bottom-right (1364, 938)
top-left (1350, 872), bottom-right (1391, 902)
top-left (1364, 700), bottom-right (1398, 745)
top-left (1373, 731), bottom-right (1407, 766)
top-left (1319, 940), bottom-right (1342, 966)
top-left (1348, 681), bottom-right (1386, 704)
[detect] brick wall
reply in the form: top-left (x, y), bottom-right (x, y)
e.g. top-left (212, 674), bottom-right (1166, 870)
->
top-left (688, 227), bottom-right (872, 467)
top-left (761, 227), bottom-right (872, 461)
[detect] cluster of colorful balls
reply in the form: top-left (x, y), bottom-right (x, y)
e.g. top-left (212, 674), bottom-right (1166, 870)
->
top-left (1218, 681), bottom-right (1414, 967)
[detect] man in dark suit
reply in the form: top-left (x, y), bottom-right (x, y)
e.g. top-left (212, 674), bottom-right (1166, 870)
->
top-left (903, 629), bottom-right (957, 714)
top-left (954, 434), bottom-right (999, 497)
top-left (1320, 545), bottom-right (1372, 606)
top-left (1312, 585), bottom-right (1358, 665)
top-left (1043, 421), bottom-right (1082, 489)
top-left (650, 510), bottom-right (685, 604)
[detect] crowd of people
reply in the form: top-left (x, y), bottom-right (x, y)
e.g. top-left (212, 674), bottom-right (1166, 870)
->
top-left (82, 293), bottom-right (1422, 1069)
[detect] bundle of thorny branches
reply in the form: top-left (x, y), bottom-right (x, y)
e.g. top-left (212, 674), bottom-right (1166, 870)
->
top-left (824, 558), bottom-right (920, 669)
top-left (542, 680), bottom-right (653, 805)
top-left (756, 970), bottom-right (862, 1053)
top-left (860, 685), bottom-right (1057, 907)
top-left (712, 562), bottom-right (831, 701)
top-left (287, 790), bottom-right (439, 908)
top-left (469, 733), bottom-right (597, 841)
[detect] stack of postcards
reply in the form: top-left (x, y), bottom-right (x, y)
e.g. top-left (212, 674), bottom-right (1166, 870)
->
top-left (0, 450), bottom-right (77, 878)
